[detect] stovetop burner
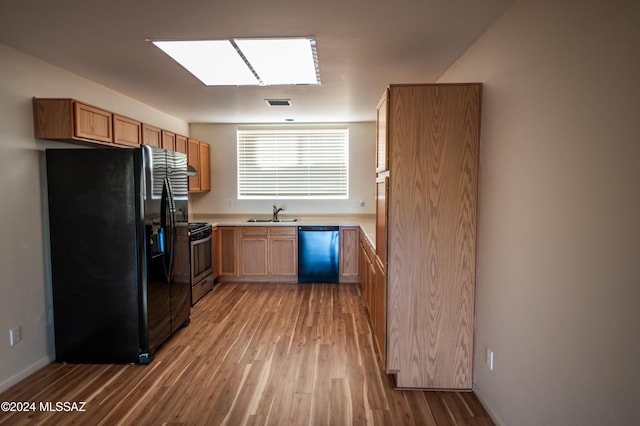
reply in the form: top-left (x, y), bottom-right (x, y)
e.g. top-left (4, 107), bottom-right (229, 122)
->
top-left (188, 222), bottom-right (212, 238)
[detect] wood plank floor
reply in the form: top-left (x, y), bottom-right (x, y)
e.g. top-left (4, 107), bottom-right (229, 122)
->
top-left (0, 282), bottom-right (494, 425)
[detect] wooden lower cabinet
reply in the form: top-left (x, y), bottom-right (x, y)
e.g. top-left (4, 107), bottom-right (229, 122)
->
top-left (339, 227), bottom-right (359, 282)
top-left (219, 227), bottom-right (237, 277)
top-left (269, 227), bottom-right (297, 278)
top-left (219, 226), bottom-right (297, 282)
top-left (359, 230), bottom-right (384, 361)
top-left (240, 227), bottom-right (269, 276)
top-left (373, 256), bottom-right (386, 362)
top-left (212, 227), bottom-right (220, 280)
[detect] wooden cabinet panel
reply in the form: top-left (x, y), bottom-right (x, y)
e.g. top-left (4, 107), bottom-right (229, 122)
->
top-left (175, 134), bottom-right (188, 155)
top-left (199, 142), bottom-right (211, 191)
top-left (74, 102), bottom-right (112, 143)
top-left (376, 91), bottom-right (389, 173)
top-left (269, 237), bottom-right (297, 277)
top-left (186, 139), bottom-right (211, 193)
top-left (240, 237), bottom-right (268, 276)
top-left (212, 227), bottom-right (220, 279)
top-left (384, 84), bottom-right (480, 389)
top-left (33, 99), bottom-right (117, 145)
top-left (187, 138), bottom-right (201, 192)
top-left (113, 114), bottom-right (141, 147)
top-left (374, 256), bottom-right (386, 363)
top-left (162, 130), bottom-right (176, 151)
top-left (340, 227), bottom-right (359, 282)
top-left (375, 175), bottom-right (388, 270)
top-left (142, 124), bottom-right (161, 148)
top-left (219, 227), bottom-right (237, 277)
top-left (238, 226), bottom-right (298, 282)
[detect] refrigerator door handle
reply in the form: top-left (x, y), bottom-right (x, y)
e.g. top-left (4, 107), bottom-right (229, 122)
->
top-left (165, 177), bottom-right (177, 280)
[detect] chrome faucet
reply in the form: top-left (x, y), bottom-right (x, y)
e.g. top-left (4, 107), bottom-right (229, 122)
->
top-left (273, 205), bottom-right (284, 221)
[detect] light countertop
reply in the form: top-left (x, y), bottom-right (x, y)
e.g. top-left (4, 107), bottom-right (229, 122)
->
top-left (192, 214), bottom-right (376, 249)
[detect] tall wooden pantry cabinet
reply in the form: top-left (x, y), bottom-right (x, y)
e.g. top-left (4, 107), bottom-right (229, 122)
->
top-left (376, 83), bottom-right (481, 390)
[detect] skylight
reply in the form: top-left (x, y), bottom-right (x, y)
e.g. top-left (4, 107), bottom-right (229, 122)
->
top-left (152, 37), bottom-right (320, 86)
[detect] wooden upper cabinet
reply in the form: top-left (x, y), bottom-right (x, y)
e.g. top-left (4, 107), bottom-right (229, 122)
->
top-left (187, 138), bottom-right (201, 192)
top-left (175, 134), bottom-right (188, 155)
top-left (186, 138), bottom-right (211, 193)
top-left (113, 114), bottom-right (141, 147)
top-left (74, 102), bottom-right (112, 143)
top-left (199, 142), bottom-right (210, 192)
top-left (269, 226), bottom-right (297, 278)
top-left (376, 91), bottom-right (389, 173)
top-left (161, 130), bottom-right (176, 151)
top-left (142, 124), bottom-right (161, 148)
top-left (33, 98), bottom-right (113, 144)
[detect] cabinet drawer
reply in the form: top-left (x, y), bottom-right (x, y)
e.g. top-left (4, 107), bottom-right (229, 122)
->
top-left (192, 273), bottom-right (214, 305)
top-left (241, 226), bottom-right (269, 236)
top-left (269, 226), bottom-right (296, 236)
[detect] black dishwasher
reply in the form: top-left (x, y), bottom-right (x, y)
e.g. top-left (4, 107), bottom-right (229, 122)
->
top-left (297, 226), bottom-right (340, 283)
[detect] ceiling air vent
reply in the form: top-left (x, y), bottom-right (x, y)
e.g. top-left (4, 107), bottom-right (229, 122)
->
top-left (265, 99), bottom-right (292, 106)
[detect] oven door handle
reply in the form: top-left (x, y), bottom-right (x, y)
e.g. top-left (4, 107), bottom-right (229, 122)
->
top-left (191, 234), bottom-right (212, 245)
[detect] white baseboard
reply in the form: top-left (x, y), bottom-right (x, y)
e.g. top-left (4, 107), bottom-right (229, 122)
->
top-left (0, 357), bottom-right (51, 394)
top-left (473, 383), bottom-right (506, 426)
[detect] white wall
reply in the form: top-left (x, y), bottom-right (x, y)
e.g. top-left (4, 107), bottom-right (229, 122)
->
top-left (438, 1), bottom-right (640, 424)
top-left (0, 43), bottom-right (188, 392)
top-left (189, 122), bottom-right (376, 216)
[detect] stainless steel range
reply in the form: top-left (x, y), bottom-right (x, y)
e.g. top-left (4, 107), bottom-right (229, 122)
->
top-left (187, 222), bottom-right (214, 305)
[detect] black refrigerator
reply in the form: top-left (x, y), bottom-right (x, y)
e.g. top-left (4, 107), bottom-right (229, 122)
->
top-left (45, 145), bottom-right (190, 364)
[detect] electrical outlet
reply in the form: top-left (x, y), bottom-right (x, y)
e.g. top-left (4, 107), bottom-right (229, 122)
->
top-left (353, 199), bottom-right (365, 207)
top-left (486, 348), bottom-right (494, 371)
top-left (9, 326), bottom-right (22, 346)
top-left (226, 199), bottom-right (233, 208)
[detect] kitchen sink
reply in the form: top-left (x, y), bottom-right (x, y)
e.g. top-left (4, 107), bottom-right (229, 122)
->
top-left (246, 218), bottom-right (273, 222)
top-left (275, 218), bottom-right (299, 222)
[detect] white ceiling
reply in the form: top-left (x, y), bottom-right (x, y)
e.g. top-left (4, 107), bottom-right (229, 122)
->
top-left (0, 0), bottom-right (511, 123)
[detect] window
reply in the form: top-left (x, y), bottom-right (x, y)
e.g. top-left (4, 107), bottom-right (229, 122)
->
top-left (237, 127), bottom-right (349, 199)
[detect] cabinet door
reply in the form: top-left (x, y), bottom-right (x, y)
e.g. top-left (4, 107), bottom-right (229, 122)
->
top-left (142, 124), bottom-right (161, 148)
top-left (162, 130), bottom-right (176, 151)
top-left (375, 175), bottom-right (388, 270)
top-left (212, 227), bottom-right (220, 279)
top-left (269, 237), bottom-right (297, 277)
top-left (175, 134), bottom-right (188, 155)
top-left (376, 90), bottom-right (389, 173)
top-left (374, 256), bottom-right (386, 363)
top-left (339, 227), bottom-right (359, 282)
top-left (188, 138), bottom-right (201, 192)
top-left (113, 114), bottom-right (141, 147)
top-left (241, 238), bottom-right (268, 276)
top-left (199, 142), bottom-right (211, 191)
top-left (386, 84), bottom-right (480, 389)
top-left (219, 227), bottom-right (237, 276)
top-left (74, 102), bottom-right (112, 143)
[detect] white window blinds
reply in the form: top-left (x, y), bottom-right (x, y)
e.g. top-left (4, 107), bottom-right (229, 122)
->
top-left (237, 127), bottom-right (349, 199)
